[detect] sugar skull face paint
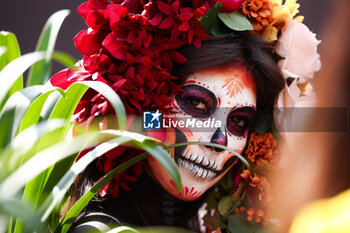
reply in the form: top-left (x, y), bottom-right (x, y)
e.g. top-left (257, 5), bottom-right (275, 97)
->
top-left (147, 65), bottom-right (257, 201)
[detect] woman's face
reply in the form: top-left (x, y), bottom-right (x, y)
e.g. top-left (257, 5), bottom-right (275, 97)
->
top-left (147, 65), bottom-right (257, 201)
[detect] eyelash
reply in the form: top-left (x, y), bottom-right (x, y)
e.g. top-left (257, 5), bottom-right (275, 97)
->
top-left (185, 97), bottom-right (208, 110)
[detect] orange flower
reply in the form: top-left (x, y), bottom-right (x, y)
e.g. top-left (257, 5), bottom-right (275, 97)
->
top-left (222, 78), bottom-right (244, 98)
top-left (240, 170), bottom-right (273, 225)
top-left (245, 132), bottom-right (279, 164)
top-left (240, 0), bottom-right (275, 32)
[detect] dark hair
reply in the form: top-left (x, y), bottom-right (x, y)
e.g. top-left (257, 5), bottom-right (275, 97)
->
top-left (65, 32), bottom-right (285, 230)
top-left (174, 32), bottom-right (285, 111)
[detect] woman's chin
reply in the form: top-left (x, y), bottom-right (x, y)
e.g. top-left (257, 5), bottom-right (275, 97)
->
top-left (147, 157), bottom-right (224, 201)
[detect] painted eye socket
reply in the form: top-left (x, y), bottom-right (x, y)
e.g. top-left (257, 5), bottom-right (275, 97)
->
top-left (227, 107), bottom-right (257, 136)
top-left (176, 85), bottom-right (217, 118)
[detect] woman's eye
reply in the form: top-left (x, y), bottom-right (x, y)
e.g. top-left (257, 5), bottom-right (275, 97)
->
top-left (186, 98), bottom-right (207, 111)
top-left (175, 85), bottom-right (217, 118)
top-left (227, 107), bottom-right (256, 137)
top-left (232, 116), bottom-right (246, 128)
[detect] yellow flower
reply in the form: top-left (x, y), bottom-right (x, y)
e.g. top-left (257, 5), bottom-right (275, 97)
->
top-left (263, 0), bottom-right (303, 41)
top-left (272, 0), bottom-right (302, 25)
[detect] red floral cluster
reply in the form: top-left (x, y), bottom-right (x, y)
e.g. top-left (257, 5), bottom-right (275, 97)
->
top-left (96, 147), bottom-right (146, 197)
top-left (52, 0), bottom-right (211, 123)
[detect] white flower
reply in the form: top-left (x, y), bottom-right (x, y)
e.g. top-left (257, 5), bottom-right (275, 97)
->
top-left (274, 79), bottom-right (317, 146)
top-left (276, 19), bottom-right (321, 82)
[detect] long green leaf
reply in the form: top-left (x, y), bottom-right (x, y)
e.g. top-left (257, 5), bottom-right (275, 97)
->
top-left (0, 52), bottom-right (46, 108)
top-left (0, 31), bottom-right (22, 111)
top-left (0, 132), bottom-right (101, 198)
top-left (0, 32), bottom-right (21, 93)
top-left (0, 197), bottom-right (46, 233)
top-left (0, 85), bottom-right (55, 144)
top-left (20, 80), bottom-right (126, 217)
top-left (56, 152), bottom-right (149, 233)
top-left (40, 136), bottom-right (133, 221)
top-left (52, 51), bottom-right (77, 68)
top-left (0, 120), bottom-right (65, 175)
top-left (133, 140), bottom-right (181, 191)
top-left (19, 89), bottom-right (57, 131)
top-left (0, 32), bottom-right (21, 70)
top-left (27, 10), bottom-right (70, 86)
top-left (0, 46), bottom-right (6, 58)
top-left (77, 81), bottom-right (127, 131)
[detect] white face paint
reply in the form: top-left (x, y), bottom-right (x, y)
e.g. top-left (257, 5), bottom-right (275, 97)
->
top-left (147, 65), bottom-right (257, 201)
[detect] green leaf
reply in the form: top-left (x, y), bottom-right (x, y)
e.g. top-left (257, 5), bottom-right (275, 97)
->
top-left (56, 152), bottom-right (149, 233)
top-left (218, 195), bottom-right (234, 216)
top-left (210, 16), bottom-right (233, 37)
top-left (199, 2), bottom-right (221, 35)
top-left (27, 10), bottom-right (70, 86)
top-left (0, 46), bottom-right (6, 58)
top-left (0, 132), bottom-right (101, 198)
top-left (19, 89), bottom-right (58, 131)
top-left (7, 216), bottom-right (13, 233)
top-left (0, 197), bottom-right (46, 233)
top-left (0, 32), bottom-right (21, 70)
top-left (228, 213), bottom-right (263, 233)
top-left (0, 120), bottom-right (65, 175)
top-left (21, 80), bottom-right (126, 215)
top-left (52, 51), bottom-right (77, 68)
top-left (0, 31), bottom-right (22, 110)
top-left (0, 51), bottom-right (46, 110)
top-left (218, 12), bottom-right (254, 31)
top-left (135, 140), bottom-right (182, 191)
top-left (205, 190), bottom-right (220, 210)
top-left (76, 81), bottom-right (127, 131)
top-left (49, 81), bottom-right (127, 132)
top-left (40, 136), bottom-right (133, 221)
top-left (0, 107), bottom-right (15, 150)
top-left (0, 85), bottom-right (55, 143)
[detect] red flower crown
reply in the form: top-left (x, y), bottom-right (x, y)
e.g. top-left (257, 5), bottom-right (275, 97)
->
top-left (52, 0), bottom-right (212, 124)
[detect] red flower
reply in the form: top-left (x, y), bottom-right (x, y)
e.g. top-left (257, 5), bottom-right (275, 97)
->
top-left (208, 0), bottom-right (244, 12)
top-left (74, 30), bottom-right (106, 56)
top-left (96, 147), bottom-right (146, 197)
top-left (121, 0), bottom-right (145, 14)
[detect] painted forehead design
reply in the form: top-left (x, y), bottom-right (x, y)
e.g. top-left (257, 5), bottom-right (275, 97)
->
top-left (184, 66), bottom-right (256, 109)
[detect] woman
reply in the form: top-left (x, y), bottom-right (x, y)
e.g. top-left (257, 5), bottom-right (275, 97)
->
top-left (59, 33), bottom-right (284, 232)
top-left (50, 0), bottom-right (315, 232)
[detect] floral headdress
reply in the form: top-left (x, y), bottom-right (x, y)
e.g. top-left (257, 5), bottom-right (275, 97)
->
top-left (51, 0), bottom-right (321, 231)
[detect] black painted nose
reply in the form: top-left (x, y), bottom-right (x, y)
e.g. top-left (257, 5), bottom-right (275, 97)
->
top-left (206, 128), bottom-right (227, 152)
